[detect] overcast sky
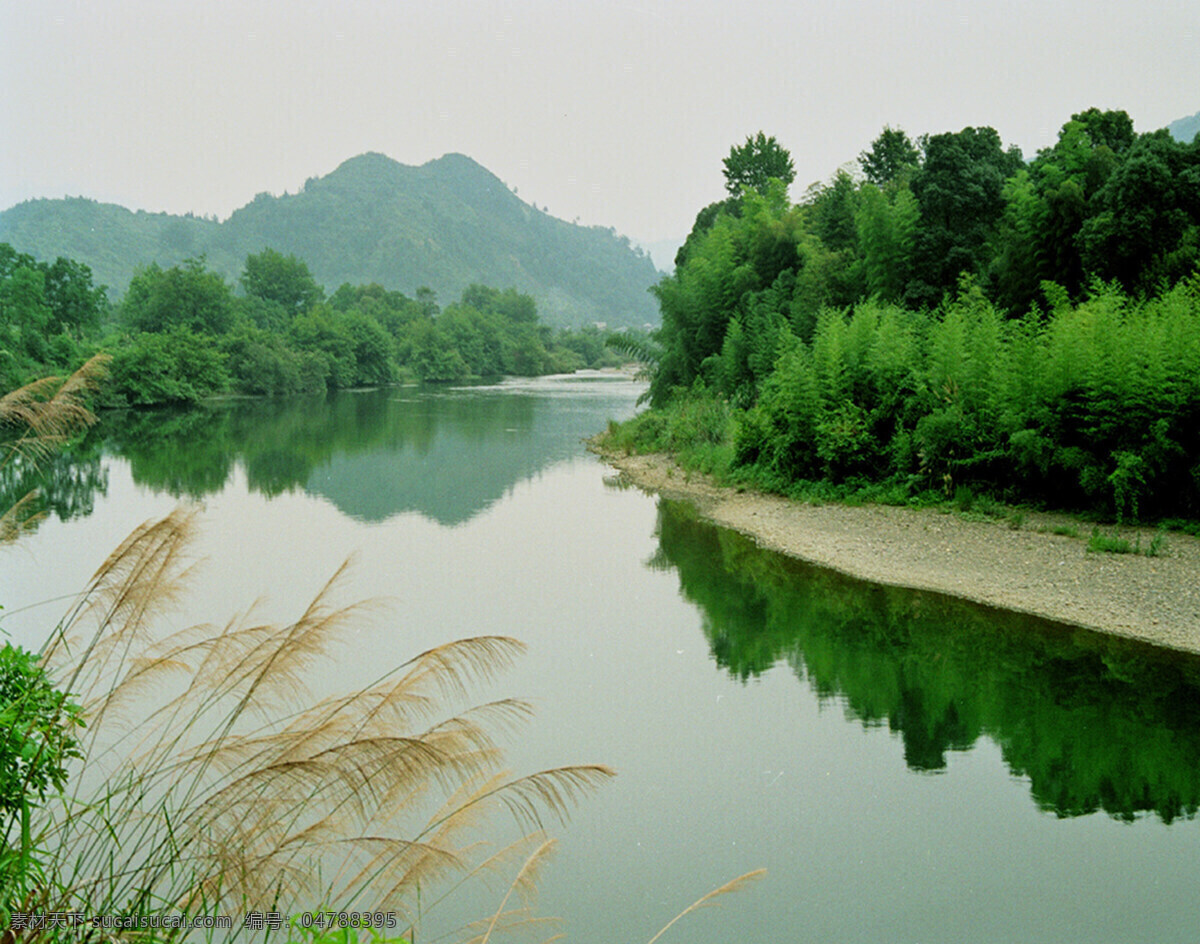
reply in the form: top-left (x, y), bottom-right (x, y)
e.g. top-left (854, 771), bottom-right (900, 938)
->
top-left (2, 0), bottom-right (1197, 248)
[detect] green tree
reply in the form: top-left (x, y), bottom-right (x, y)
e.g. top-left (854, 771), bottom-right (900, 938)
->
top-left (240, 248), bottom-right (324, 318)
top-left (651, 183), bottom-right (801, 405)
top-left (1071, 107), bottom-right (1135, 155)
top-left (1079, 130), bottom-right (1200, 290)
top-left (810, 170), bottom-right (861, 253)
top-left (290, 308), bottom-right (358, 388)
top-left (123, 258), bottom-right (234, 335)
top-left (674, 198), bottom-right (741, 269)
top-left (107, 327), bottom-right (230, 405)
top-left (856, 183), bottom-right (920, 302)
top-left (908, 127), bottom-right (1024, 305)
top-left (859, 126), bottom-right (920, 187)
top-left (994, 112), bottom-right (1133, 303)
top-left (41, 257), bottom-right (107, 337)
top-left (0, 266), bottom-right (50, 347)
top-left (722, 132), bottom-right (796, 196)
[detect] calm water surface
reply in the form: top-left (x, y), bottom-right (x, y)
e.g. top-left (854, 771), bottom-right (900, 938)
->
top-left (4, 374), bottom-right (1200, 943)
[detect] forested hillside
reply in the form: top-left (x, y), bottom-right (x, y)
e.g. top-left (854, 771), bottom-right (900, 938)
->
top-left (0, 152), bottom-right (659, 330)
top-left (608, 109), bottom-right (1200, 523)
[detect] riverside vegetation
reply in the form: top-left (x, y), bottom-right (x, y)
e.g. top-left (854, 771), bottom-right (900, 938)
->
top-left (0, 243), bottom-right (636, 407)
top-left (603, 111), bottom-right (1200, 530)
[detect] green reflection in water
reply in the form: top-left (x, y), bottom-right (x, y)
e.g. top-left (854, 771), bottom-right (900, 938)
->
top-left (651, 499), bottom-right (1200, 823)
top-left (0, 432), bottom-right (109, 532)
top-left (92, 378), bottom-right (639, 525)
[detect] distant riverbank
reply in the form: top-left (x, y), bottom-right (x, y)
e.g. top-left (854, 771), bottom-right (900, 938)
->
top-left (594, 448), bottom-right (1200, 656)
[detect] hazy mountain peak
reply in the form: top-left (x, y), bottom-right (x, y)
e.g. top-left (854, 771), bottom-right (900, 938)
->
top-left (0, 152), bottom-right (660, 329)
top-left (1167, 110), bottom-right (1200, 144)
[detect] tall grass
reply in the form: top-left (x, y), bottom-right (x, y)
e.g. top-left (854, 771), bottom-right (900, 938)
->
top-left (0, 355), bottom-right (110, 541)
top-left (6, 508), bottom-right (613, 940)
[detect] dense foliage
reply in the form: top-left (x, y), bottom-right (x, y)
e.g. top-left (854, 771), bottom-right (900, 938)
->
top-left (634, 110), bottom-right (1200, 521)
top-left (0, 244), bottom-right (629, 408)
top-left (0, 244), bottom-right (108, 391)
top-left (0, 152), bottom-right (661, 330)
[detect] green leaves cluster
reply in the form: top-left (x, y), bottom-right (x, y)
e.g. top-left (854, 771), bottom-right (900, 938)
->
top-left (0, 641), bottom-right (83, 909)
top-left (0, 644), bottom-right (82, 816)
top-left (0, 245), bottom-right (108, 390)
top-left (723, 132), bottom-right (796, 196)
top-left (733, 278), bottom-right (1200, 518)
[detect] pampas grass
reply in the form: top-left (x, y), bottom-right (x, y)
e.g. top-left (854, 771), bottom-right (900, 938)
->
top-left (7, 507), bottom-right (613, 942)
top-left (0, 354), bottom-right (109, 542)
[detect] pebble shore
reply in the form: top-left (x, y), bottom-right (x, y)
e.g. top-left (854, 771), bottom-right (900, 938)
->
top-left (598, 449), bottom-right (1200, 656)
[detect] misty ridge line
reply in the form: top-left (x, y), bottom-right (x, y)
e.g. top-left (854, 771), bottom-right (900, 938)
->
top-left (0, 151), bottom-right (662, 331)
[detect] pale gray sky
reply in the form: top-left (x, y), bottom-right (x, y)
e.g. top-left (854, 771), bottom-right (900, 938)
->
top-left (2, 0), bottom-right (1197, 244)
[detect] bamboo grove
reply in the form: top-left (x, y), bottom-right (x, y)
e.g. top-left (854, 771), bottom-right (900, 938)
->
top-left (629, 110), bottom-right (1200, 521)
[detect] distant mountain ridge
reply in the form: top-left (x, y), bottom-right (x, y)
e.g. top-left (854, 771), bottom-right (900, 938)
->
top-left (0, 152), bottom-right (660, 329)
top-left (1167, 110), bottom-right (1200, 144)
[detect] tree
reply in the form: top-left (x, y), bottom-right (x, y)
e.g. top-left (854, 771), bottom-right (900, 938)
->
top-left (108, 328), bottom-right (230, 405)
top-left (856, 183), bottom-right (919, 302)
top-left (859, 127), bottom-right (920, 187)
top-left (908, 127), bottom-right (1024, 303)
top-left (722, 132), bottom-right (796, 196)
top-left (1071, 107), bottom-right (1135, 155)
top-left (123, 258), bottom-right (234, 336)
top-left (674, 198), bottom-right (740, 269)
top-left (240, 248), bottom-right (323, 318)
top-left (1079, 130), bottom-right (1200, 289)
top-left (41, 256), bottom-right (107, 337)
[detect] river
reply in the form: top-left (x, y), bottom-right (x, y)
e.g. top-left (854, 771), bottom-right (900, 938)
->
top-left (3, 373), bottom-right (1200, 943)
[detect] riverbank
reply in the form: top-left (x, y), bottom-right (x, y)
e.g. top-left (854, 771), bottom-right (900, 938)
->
top-left (595, 448), bottom-right (1200, 656)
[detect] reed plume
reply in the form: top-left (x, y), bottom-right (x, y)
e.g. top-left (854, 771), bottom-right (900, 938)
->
top-left (0, 354), bottom-right (109, 542)
top-left (18, 507), bottom-right (613, 942)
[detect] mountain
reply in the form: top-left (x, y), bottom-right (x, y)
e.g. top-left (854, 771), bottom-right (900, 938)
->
top-left (0, 152), bottom-right (660, 329)
top-left (1167, 110), bottom-right (1200, 144)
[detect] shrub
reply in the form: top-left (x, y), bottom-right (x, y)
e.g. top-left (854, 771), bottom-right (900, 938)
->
top-left (0, 643), bottom-right (83, 910)
top-left (108, 328), bottom-right (229, 405)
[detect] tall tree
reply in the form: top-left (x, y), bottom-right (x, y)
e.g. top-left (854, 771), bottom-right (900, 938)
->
top-left (1071, 107), bottom-right (1135, 155)
top-left (723, 133), bottom-right (796, 196)
top-left (1079, 130), bottom-right (1200, 290)
top-left (240, 248), bottom-right (323, 318)
top-left (42, 256), bottom-right (107, 336)
top-left (908, 127), bottom-right (1024, 305)
top-left (123, 258), bottom-right (234, 336)
top-left (859, 127), bottom-right (920, 187)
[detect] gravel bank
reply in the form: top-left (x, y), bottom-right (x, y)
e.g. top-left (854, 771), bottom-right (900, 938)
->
top-left (597, 449), bottom-right (1200, 656)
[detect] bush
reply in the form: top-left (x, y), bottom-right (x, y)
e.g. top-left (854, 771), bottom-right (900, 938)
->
top-left (0, 644), bottom-right (83, 908)
top-left (107, 328), bottom-right (229, 405)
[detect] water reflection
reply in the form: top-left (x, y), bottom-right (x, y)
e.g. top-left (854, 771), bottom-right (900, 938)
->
top-left (0, 435), bottom-right (109, 532)
top-left (650, 499), bottom-right (1200, 823)
top-left (39, 376), bottom-right (639, 526)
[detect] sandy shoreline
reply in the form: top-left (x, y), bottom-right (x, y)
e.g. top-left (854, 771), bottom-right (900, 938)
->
top-left (595, 448), bottom-right (1200, 656)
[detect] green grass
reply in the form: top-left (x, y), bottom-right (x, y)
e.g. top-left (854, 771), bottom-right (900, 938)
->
top-left (1087, 526), bottom-right (1169, 557)
top-left (1088, 526), bottom-right (1134, 554)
